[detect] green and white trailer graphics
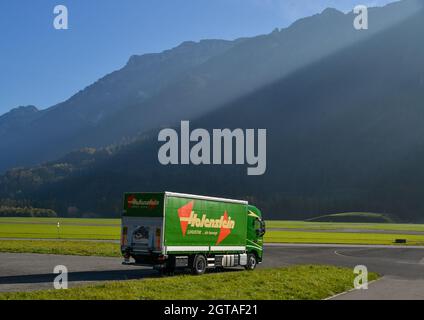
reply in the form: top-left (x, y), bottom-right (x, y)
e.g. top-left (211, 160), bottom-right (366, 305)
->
top-left (121, 192), bottom-right (265, 274)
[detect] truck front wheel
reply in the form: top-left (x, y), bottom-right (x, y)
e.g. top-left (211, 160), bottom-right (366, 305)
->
top-left (192, 254), bottom-right (207, 275)
top-left (245, 253), bottom-right (257, 271)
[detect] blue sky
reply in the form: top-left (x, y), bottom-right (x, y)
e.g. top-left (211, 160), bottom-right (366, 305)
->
top-left (0, 0), bottom-right (397, 116)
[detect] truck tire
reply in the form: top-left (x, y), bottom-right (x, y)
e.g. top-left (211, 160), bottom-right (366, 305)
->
top-left (215, 266), bottom-right (225, 273)
top-left (245, 253), bottom-right (257, 271)
top-left (192, 254), bottom-right (207, 275)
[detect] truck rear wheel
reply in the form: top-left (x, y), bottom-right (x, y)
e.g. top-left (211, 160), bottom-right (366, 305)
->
top-left (192, 254), bottom-right (207, 275)
top-left (245, 253), bottom-right (257, 271)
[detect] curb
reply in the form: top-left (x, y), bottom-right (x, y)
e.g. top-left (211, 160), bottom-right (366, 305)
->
top-left (323, 278), bottom-right (381, 300)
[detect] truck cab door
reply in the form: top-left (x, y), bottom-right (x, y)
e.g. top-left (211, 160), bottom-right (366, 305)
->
top-left (247, 205), bottom-right (265, 261)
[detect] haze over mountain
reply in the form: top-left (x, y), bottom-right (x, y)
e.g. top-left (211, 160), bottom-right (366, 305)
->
top-left (0, 0), bottom-right (416, 173)
top-left (1, 0), bottom-right (424, 221)
top-left (0, 39), bottom-right (241, 171)
top-left (0, 106), bottom-right (41, 136)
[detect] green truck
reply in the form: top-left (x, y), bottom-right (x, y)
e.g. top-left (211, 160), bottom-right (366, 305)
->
top-left (121, 192), bottom-right (265, 275)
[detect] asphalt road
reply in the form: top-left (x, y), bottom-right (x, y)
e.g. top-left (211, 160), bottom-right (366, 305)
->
top-left (1, 244), bottom-right (424, 299)
top-left (264, 244), bottom-right (424, 299)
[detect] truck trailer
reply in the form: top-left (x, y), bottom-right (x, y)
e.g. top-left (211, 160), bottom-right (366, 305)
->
top-left (121, 192), bottom-right (265, 275)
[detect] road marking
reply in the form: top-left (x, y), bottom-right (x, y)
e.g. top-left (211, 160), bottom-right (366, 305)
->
top-left (334, 250), bottom-right (348, 257)
top-left (395, 260), bottom-right (424, 266)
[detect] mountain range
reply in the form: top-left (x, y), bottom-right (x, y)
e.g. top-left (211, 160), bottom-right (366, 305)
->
top-left (1, 0), bottom-right (424, 221)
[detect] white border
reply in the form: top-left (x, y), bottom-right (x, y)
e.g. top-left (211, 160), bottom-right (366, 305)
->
top-left (165, 246), bottom-right (210, 252)
top-left (210, 246), bottom-right (246, 251)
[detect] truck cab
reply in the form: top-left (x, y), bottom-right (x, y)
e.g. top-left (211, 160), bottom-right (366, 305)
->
top-left (246, 205), bottom-right (266, 268)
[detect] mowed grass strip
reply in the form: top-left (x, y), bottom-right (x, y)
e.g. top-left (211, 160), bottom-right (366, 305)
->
top-left (0, 217), bottom-right (120, 225)
top-left (0, 240), bottom-right (120, 257)
top-left (0, 223), bottom-right (119, 240)
top-left (265, 230), bottom-right (424, 245)
top-left (1, 232), bottom-right (423, 260)
top-left (267, 221), bottom-right (424, 232)
top-left (2, 217), bottom-right (424, 251)
top-left (0, 265), bottom-right (379, 300)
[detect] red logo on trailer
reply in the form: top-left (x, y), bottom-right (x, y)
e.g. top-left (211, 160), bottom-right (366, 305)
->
top-left (177, 201), bottom-right (235, 244)
top-left (127, 195), bottom-right (159, 209)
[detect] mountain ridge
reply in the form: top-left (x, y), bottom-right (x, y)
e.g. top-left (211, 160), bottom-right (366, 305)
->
top-left (1, 0), bottom-right (415, 172)
top-left (2, 0), bottom-right (424, 221)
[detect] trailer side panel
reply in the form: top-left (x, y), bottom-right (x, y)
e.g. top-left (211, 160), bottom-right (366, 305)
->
top-left (164, 195), bottom-right (247, 253)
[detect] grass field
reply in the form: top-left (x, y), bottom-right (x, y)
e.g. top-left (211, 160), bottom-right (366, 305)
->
top-left (0, 220), bottom-right (119, 240)
top-left (2, 217), bottom-right (424, 249)
top-left (1, 228), bottom-right (421, 259)
top-left (0, 217), bottom-right (120, 225)
top-left (266, 230), bottom-right (424, 245)
top-left (266, 220), bottom-right (424, 232)
top-left (0, 265), bottom-right (378, 300)
top-left (0, 240), bottom-right (120, 257)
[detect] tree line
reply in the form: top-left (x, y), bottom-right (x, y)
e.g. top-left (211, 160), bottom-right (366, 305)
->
top-left (0, 206), bottom-right (57, 217)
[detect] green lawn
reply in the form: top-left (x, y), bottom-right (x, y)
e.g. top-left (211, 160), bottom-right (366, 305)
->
top-left (4, 221), bottom-right (423, 243)
top-left (1, 227), bottom-right (421, 260)
top-left (1, 217), bottom-right (424, 252)
top-left (0, 240), bottom-right (120, 257)
top-left (0, 217), bottom-right (120, 225)
top-left (267, 220), bottom-right (424, 232)
top-left (0, 265), bottom-right (379, 300)
top-left (0, 221), bottom-right (119, 240)
top-left (265, 230), bottom-right (424, 245)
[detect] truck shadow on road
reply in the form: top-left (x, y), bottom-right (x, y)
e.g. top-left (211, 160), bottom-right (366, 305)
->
top-left (0, 268), bottom-right (158, 285)
top-left (0, 267), bottom-right (243, 286)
